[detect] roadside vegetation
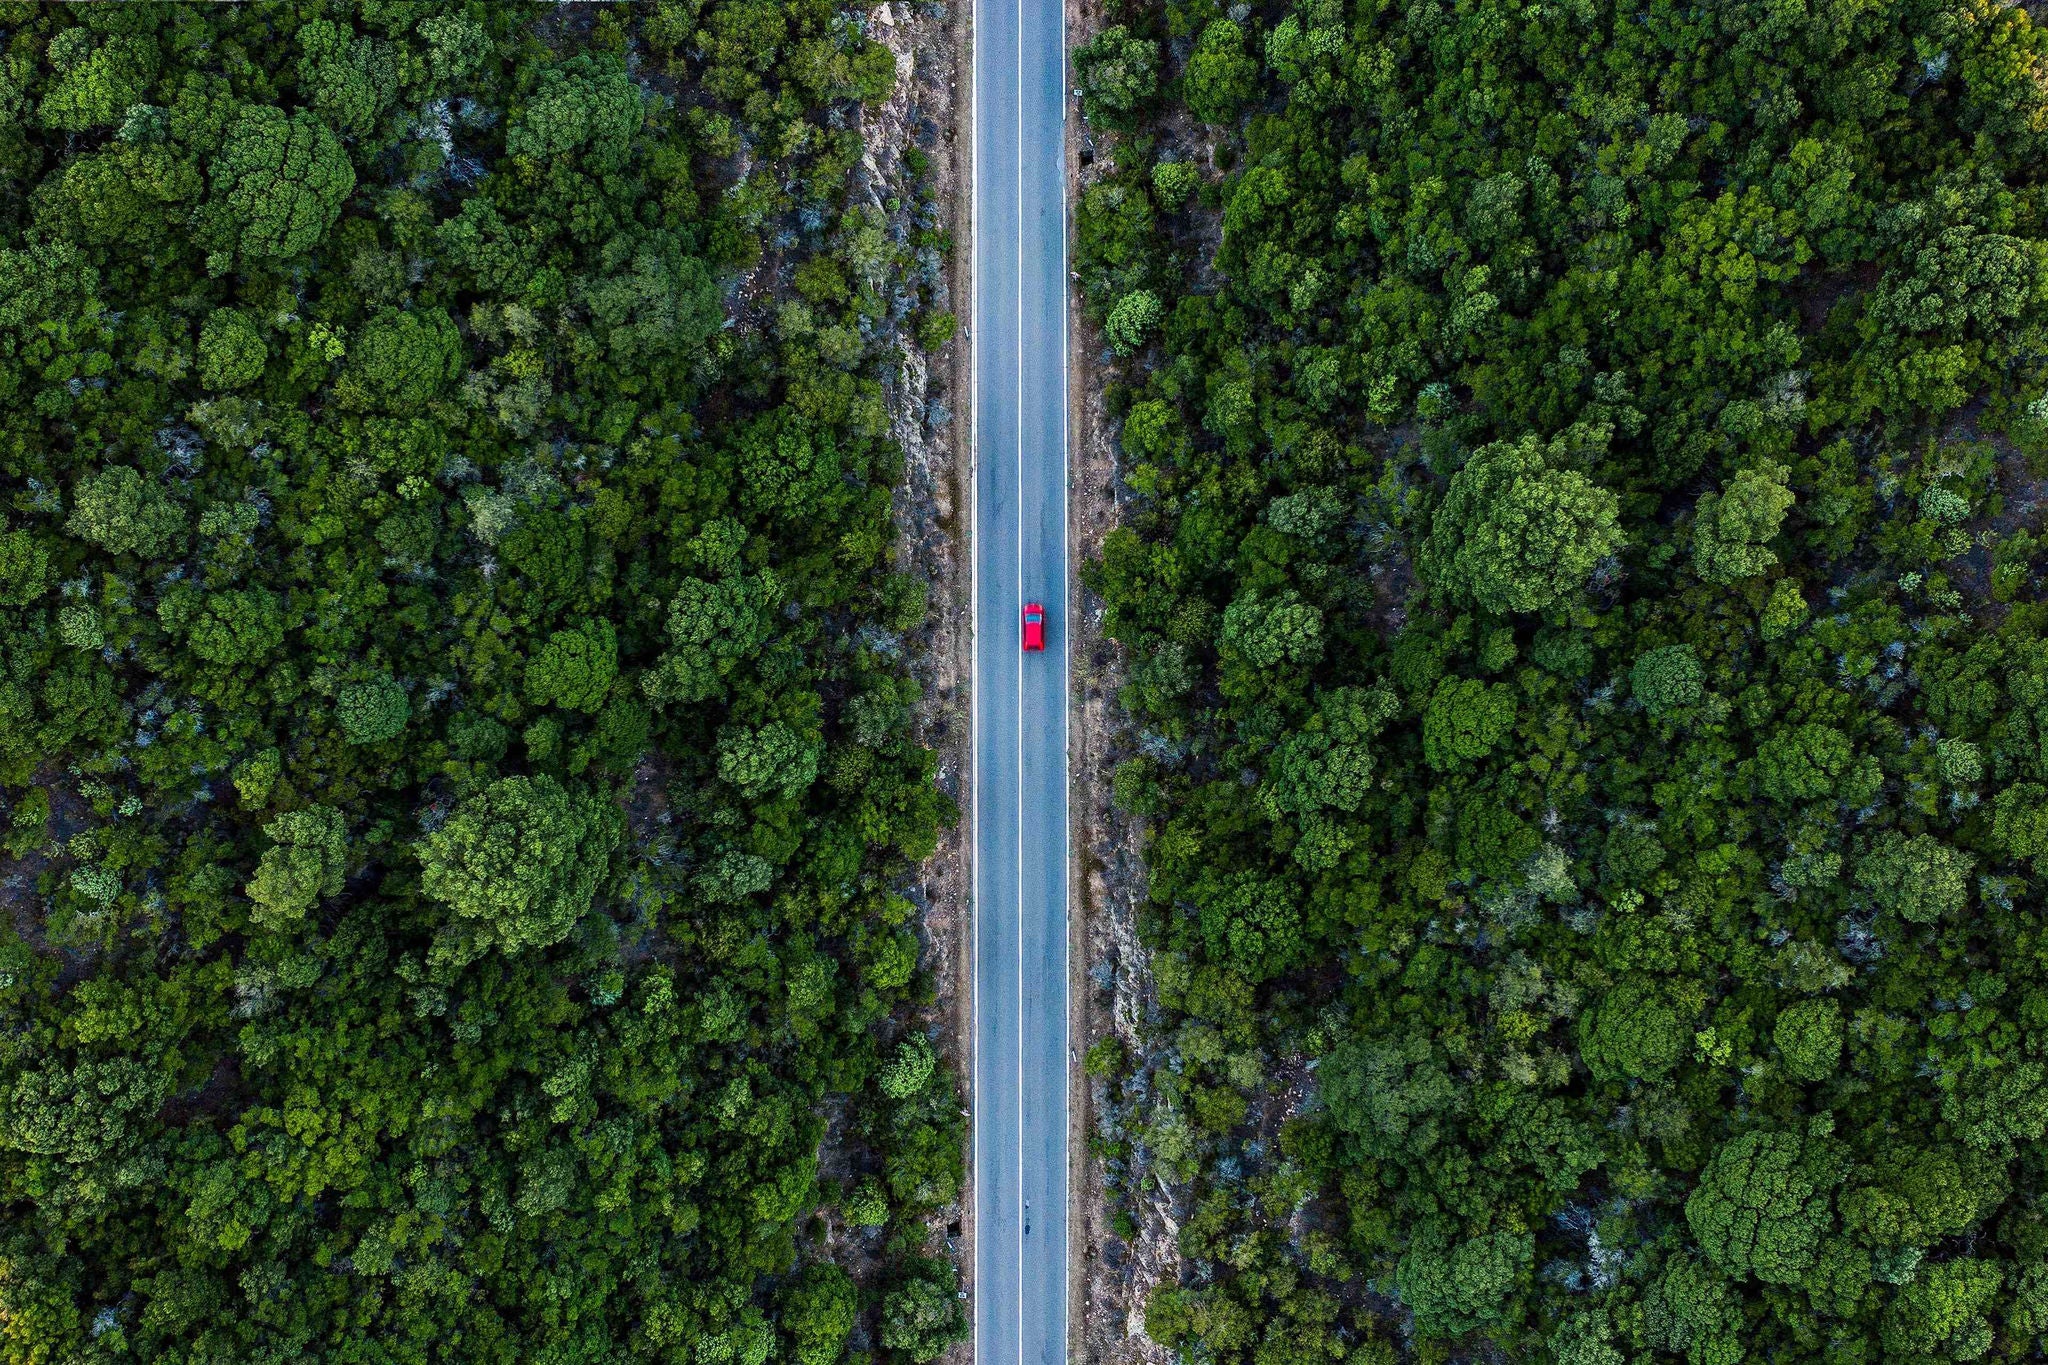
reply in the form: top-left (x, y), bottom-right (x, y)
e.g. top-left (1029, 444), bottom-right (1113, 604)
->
top-left (0, 3), bottom-right (965, 1361)
top-left (1075, 0), bottom-right (2048, 1359)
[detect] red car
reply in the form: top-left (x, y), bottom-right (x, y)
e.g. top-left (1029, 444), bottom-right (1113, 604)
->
top-left (1021, 602), bottom-right (1045, 652)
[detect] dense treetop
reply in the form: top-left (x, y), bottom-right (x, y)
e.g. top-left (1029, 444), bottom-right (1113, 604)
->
top-left (1075, 0), bottom-right (2048, 1360)
top-left (0, 3), bottom-right (963, 1362)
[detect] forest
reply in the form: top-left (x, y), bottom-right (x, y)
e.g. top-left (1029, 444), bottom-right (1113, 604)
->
top-left (1073, 0), bottom-right (2048, 1360)
top-left (0, 3), bottom-right (966, 1363)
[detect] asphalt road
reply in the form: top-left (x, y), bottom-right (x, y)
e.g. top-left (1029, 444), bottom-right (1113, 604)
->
top-left (971, 0), bottom-right (1069, 1357)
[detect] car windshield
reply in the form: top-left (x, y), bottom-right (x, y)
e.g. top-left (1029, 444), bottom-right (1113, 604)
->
top-left (1025, 611), bottom-right (1041, 621)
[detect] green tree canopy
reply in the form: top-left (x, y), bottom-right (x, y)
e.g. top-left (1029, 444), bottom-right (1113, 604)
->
top-left (1104, 289), bottom-right (1164, 355)
top-left (1632, 644), bottom-right (1705, 716)
top-left (1421, 435), bottom-right (1622, 615)
top-left (1686, 1126), bottom-right (1843, 1284)
top-left (206, 105), bottom-right (355, 261)
top-left (337, 307), bottom-right (463, 411)
top-left (1395, 1223), bottom-right (1534, 1338)
top-left (1855, 832), bottom-right (1973, 923)
top-left (246, 805), bottom-right (348, 929)
top-left (1073, 25), bottom-right (1159, 129)
top-left (40, 31), bottom-right (156, 132)
top-left (1692, 463), bottom-right (1796, 584)
top-left (879, 1259), bottom-right (966, 1362)
top-left (198, 308), bottom-right (267, 391)
top-left (508, 54), bottom-right (642, 170)
top-left (417, 776), bottom-right (620, 964)
top-left (1881, 1259), bottom-right (2000, 1361)
top-left (645, 571), bottom-right (781, 705)
top-left (1579, 978), bottom-right (1684, 1082)
top-left (0, 529), bottom-right (49, 607)
top-left (1183, 20), bottom-right (1258, 125)
top-left (67, 466), bottom-right (182, 559)
top-left (780, 1265), bottom-right (858, 1365)
top-left (1421, 676), bottom-right (1517, 771)
top-left (336, 672), bottom-right (410, 746)
top-left (718, 722), bottom-right (822, 802)
top-left (527, 619), bottom-right (619, 713)
top-left (1773, 998), bottom-right (1842, 1082)
top-left (295, 18), bottom-right (398, 138)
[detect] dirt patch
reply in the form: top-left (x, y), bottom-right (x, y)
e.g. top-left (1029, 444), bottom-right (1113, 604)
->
top-left (1066, 2), bottom-right (1181, 1358)
top-left (864, 0), bottom-right (976, 1345)
top-left (2, 776), bottom-right (107, 990)
top-left (1920, 401), bottom-right (2048, 626)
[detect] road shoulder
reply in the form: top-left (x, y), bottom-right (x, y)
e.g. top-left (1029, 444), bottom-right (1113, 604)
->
top-left (1065, 0), bottom-right (1180, 1356)
top-left (869, 0), bottom-right (976, 1349)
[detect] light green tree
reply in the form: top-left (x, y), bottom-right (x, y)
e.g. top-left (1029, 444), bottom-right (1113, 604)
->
top-left (1552, 1308), bottom-right (1627, 1365)
top-left (417, 776), bottom-right (619, 963)
top-left (1995, 782), bottom-right (2048, 872)
top-left (1580, 978), bottom-right (1683, 1082)
top-left (1152, 159), bottom-right (1199, 211)
top-left (416, 14), bottom-right (491, 91)
top-left (844, 1179), bottom-right (889, 1227)
top-left (1693, 463), bottom-right (1796, 583)
top-left (1120, 399), bottom-right (1181, 461)
top-left (1773, 998), bottom-right (1842, 1081)
top-left (1935, 738), bottom-right (1983, 786)
top-left (1855, 832), bottom-right (1972, 923)
top-left (1941, 1060), bottom-right (2048, 1151)
top-left (880, 1259), bottom-right (967, 1362)
top-left (1881, 1259), bottom-right (1999, 1361)
top-left (1759, 577), bottom-right (1808, 639)
top-left (247, 806), bottom-right (348, 929)
top-left (1421, 435), bottom-right (1622, 615)
top-left (780, 1266), bottom-right (858, 1365)
top-left (1422, 676), bottom-right (1516, 771)
top-left (0, 529), bottom-right (49, 606)
top-left (717, 722), bottom-right (821, 801)
top-left (1632, 644), bottom-right (1705, 716)
top-left (336, 672), bottom-right (409, 745)
top-left (198, 309), bottom-right (267, 391)
top-left (1686, 1126), bottom-right (1843, 1283)
top-left (1073, 26), bottom-right (1159, 129)
top-left (527, 620), bottom-right (618, 713)
top-left (70, 864), bottom-right (120, 907)
top-left (68, 467), bottom-right (182, 559)
top-left (1183, 20), bottom-right (1259, 124)
top-left (644, 572), bottom-right (781, 704)
top-left (206, 106), bottom-right (355, 261)
top-left (184, 589), bottom-right (286, 668)
top-left (879, 1034), bottom-right (938, 1100)
top-left (233, 748), bottom-right (282, 806)
top-left (1104, 289), bottom-right (1164, 355)
top-left (39, 32), bottom-right (156, 132)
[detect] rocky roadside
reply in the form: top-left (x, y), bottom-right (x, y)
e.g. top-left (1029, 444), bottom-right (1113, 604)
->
top-left (1065, 0), bottom-right (1181, 1358)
